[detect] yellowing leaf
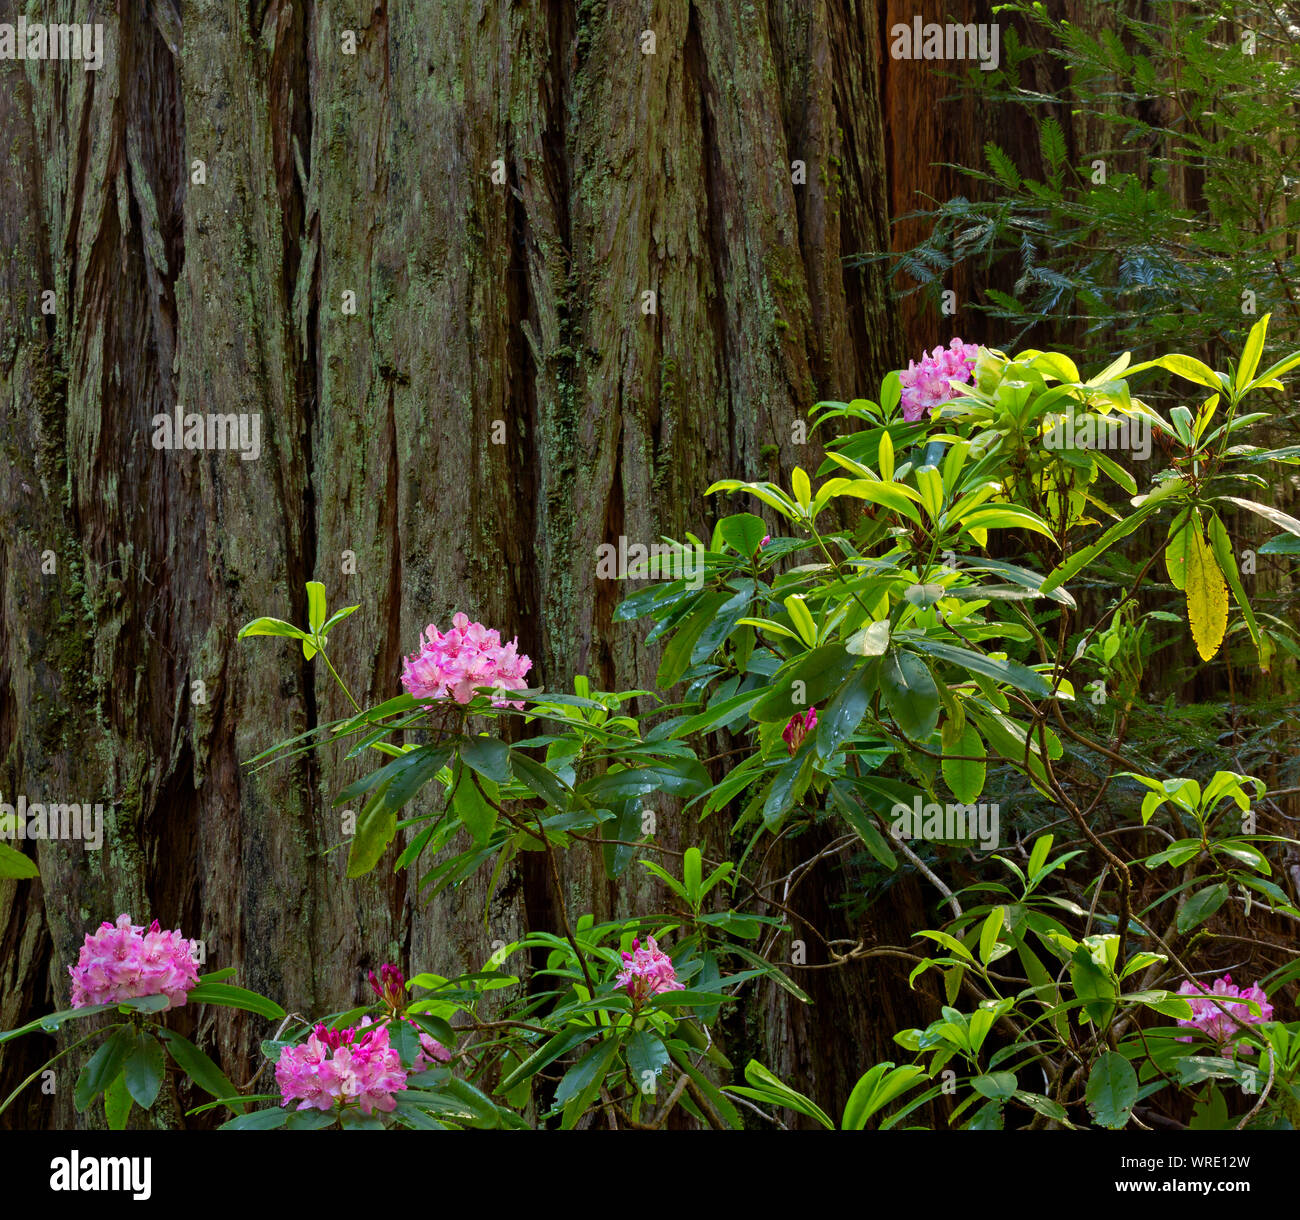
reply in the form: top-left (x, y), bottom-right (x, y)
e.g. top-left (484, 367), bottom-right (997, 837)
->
top-left (1185, 527), bottom-right (1228, 662)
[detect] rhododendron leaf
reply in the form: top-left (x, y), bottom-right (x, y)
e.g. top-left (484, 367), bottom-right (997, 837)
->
top-left (972, 1070), bottom-right (1018, 1100)
top-left (836, 479), bottom-right (923, 524)
top-left (347, 791), bottom-right (398, 879)
top-left (285, 1109), bottom-right (336, 1129)
top-left (339, 1109), bottom-right (386, 1130)
top-left (408, 1012), bottom-right (456, 1047)
top-left (1214, 842), bottom-right (1269, 873)
top-left (1038, 505), bottom-right (1159, 595)
top-left (697, 911), bottom-right (762, 939)
top-left (1216, 495), bottom-right (1300, 539)
top-left (717, 512), bottom-right (768, 556)
top-left (1208, 513), bottom-right (1270, 670)
top-left (1164, 508), bottom-right (1195, 591)
top-left (393, 1103), bottom-right (445, 1130)
top-left (1185, 526), bottom-right (1227, 661)
top-left (1146, 353), bottom-right (1224, 391)
top-left (626, 1030), bottom-right (670, 1083)
top-left (842, 1062), bottom-right (926, 1130)
top-left (657, 593), bottom-right (730, 687)
top-left (603, 799), bottom-right (646, 878)
top-left (497, 1026), bottom-right (596, 1094)
top-left (451, 763), bottom-right (497, 846)
top-left (722, 943), bottom-right (812, 1002)
top-left (305, 581), bottom-right (327, 634)
top-left (583, 762), bottom-right (709, 802)
top-left (1176, 883), bottom-right (1229, 934)
top-left (750, 645), bottom-right (857, 723)
top-left (104, 1072), bottom-right (132, 1130)
top-left (762, 756), bottom-right (805, 829)
top-left (735, 1060), bottom-right (835, 1129)
top-left (236, 616), bottom-right (310, 641)
top-left (187, 981), bottom-right (287, 1021)
top-left (219, 1108), bottom-right (287, 1130)
top-left (74, 1028), bottom-right (134, 1112)
top-left (954, 504), bottom-right (1058, 544)
top-left (880, 650), bottom-right (940, 740)
top-left (159, 1029), bottom-right (245, 1112)
top-left (816, 664), bottom-right (875, 758)
top-left (941, 719), bottom-right (985, 805)
top-left (829, 783), bottom-right (897, 870)
top-left (509, 749), bottom-right (572, 811)
top-left (666, 1047), bottom-right (743, 1129)
top-left (460, 735), bottom-right (512, 784)
top-left (554, 1037), bottom-right (618, 1111)
top-left (0, 1003), bottom-right (114, 1044)
top-left (911, 637), bottom-right (1052, 699)
top-left (1086, 1051), bottom-right (1138, 1129)
top-left (123, 1032), bottom-right (165, 1109)
top-left (319, 604), bottom-right (359, 635)
top-left (0, 841), bottom-right (39, 879)
top-left (116, 994), bottom-right (171, 1014)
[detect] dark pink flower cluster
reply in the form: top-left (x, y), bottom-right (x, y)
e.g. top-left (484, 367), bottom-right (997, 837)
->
top-left (367, 962), bottom-right (452, 1069)
top-left (899, 338), bottom-right (980, 422)
top-left (782, 707), bottom-right (817, 755)
top-left (614, 936), bottom-right (684, 1008)
top-left (1176, 975), bottom-right (1273, 1051)
top-left (400, 612), bottom-right (532, 708)
top-left (69, 914), bottom-right (200, 1010)
top-left (276, 1018), bottom-right (408, 1115)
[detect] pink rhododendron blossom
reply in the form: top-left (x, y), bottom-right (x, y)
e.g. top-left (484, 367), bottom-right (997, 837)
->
top-left (898, 338), bottom-right (980, 422)
top-left (615, 936), bottom-right (684, 1008)
top-left (412, 1025), bottom-right (452, 1071)
top-left (400, 612), bottom-right (532, 708)
top-left (276, 1018), bottom-right (408, 1115)
top-left (1176, 975), bottom-right (1273, 1051)
top-left (782, 707), bottom-right (817, 755)
top-left (68, 914), bottom-right (200, 1010)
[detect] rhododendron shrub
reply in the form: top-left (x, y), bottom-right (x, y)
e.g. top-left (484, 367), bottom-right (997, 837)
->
top-left (225, 323), bottom-right (1300, 1129)
top-left (8, 326), bottom-right (1300, 1131)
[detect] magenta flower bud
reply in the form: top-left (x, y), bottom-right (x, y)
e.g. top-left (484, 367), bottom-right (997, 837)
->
top-left (782, 707), bottom-right (817, 755)
top-left (368, 963), bottom-right (406, 1012)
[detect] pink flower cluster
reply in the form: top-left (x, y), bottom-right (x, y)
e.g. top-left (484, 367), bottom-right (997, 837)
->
top-left (1176, 975), bottom-right (1274, 1051)
top-left (614, 935), bottom-right (685, 1008)
top-left (69, 914), bottom-right (200, 1010)
top-left (276, 1019), bottom-right (408, 1115)
top-left (899, 338), bottom-right (980, 422)
top-left (400, 612), bottom-right (533, 708)
top-left (782, 707), bottom-right (817, 755)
